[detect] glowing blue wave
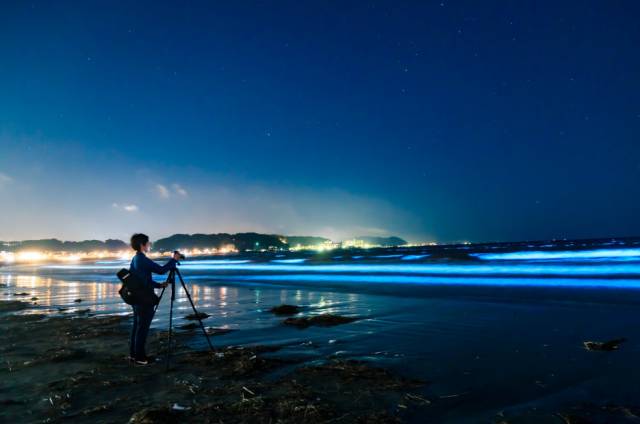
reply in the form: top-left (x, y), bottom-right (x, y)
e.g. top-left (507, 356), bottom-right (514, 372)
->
top-left (41, 262), bottom-right (640, 276)
top-left (472, 248), bottom-right (640, 261)
top-left (185, 259), bottom-right (251, 264)
top-left (214, 274), bottom-right (640, 289)
top-left (271, 259), bottom-right (307, 264)
top-left (530, 257), bottom-right (640, 263)
top-left (401, 254), bottom-right (429, 260)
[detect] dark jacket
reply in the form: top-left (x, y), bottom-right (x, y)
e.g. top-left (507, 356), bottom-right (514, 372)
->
top-left (130, 252), bottom-right (177, 289)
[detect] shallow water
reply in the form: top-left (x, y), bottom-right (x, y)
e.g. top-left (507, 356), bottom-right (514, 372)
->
top-left (2, 242), bottom-right (640, 422)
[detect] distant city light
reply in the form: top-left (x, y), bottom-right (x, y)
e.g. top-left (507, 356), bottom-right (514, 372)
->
top-left (0, 238), bottom-right (423, 264)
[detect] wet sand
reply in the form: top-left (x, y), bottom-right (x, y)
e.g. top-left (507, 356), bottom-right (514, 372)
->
top-left (0, 299), bottom-right (430, 423)
top-left (2, 296), bottom-right (640, 423)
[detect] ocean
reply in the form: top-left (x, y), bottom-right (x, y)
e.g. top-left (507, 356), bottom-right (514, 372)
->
top-left (2, 239), bottom-right (639, 422)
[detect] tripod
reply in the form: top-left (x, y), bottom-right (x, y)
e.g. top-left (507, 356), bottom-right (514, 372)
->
top-left (154, 267), bottom-right (215, 370)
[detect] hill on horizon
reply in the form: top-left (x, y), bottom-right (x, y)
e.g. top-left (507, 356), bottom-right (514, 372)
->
top-left (0, 233), bottom-right (408, 252)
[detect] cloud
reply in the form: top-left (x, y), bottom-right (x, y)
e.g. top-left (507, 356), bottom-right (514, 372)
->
top-left (172, 183), bottom-right (188, 197)
top-left (0, 172), bottom-right (13, 188)
top-left (155, 184), bottom-right (170, 199)
top-left (112, 203), bottom-right (139, 212)
top-left (154, 183), bottom-right (188, 198)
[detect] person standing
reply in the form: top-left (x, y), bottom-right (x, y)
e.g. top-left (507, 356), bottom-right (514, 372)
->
top-left (128, 233), bottom-right (181, 365)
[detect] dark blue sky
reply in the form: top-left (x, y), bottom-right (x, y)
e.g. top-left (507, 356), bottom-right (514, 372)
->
top-left (1, 1), bottom-right (639, 242)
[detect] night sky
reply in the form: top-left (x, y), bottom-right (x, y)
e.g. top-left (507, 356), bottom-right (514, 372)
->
top-left (1, 1), bottom-right (639, 243)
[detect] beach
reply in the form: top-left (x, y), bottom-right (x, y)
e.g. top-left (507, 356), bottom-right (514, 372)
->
top-left (2, 243), bottom-right (640, 423)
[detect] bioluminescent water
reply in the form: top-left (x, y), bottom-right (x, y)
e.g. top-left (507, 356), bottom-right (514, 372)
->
top-left (39, 258), bottom-right (640, 279)
top-left (2, 241), bottom-right (640, 421)
top-left (471, 248), bottom-right (640, 261)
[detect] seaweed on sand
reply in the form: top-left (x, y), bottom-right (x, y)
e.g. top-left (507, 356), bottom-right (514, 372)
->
top-left (0, 300), bottom-right (28, 312)
top-left (178, 323), bottom-right (233, 336)
top-left (184, 312), bottom-right (210, 320)
top-left (269, 304), bottom-right (301, 315)
top-left (295, 360), bottom-right (425, 392)
top-left (283, 314), bottom-right (357, 328)
top-left (181, 345), bottom-right (285, 378)
top-left (583, 338), bottom-right (627, 351)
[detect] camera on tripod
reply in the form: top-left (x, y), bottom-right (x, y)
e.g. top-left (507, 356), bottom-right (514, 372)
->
top-left (173, 250), bottom-right (186, 260)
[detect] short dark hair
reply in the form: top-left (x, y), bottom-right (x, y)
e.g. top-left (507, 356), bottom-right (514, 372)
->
top-left (130, 233), bottom-right (149, 251)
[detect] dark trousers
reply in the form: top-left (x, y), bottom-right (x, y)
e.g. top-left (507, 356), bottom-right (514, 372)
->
top-left (130, 304), bottom-right (154, 359)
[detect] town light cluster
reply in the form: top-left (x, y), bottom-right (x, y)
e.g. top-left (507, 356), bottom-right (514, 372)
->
top-left (0, 245), bottom-right (240, 264)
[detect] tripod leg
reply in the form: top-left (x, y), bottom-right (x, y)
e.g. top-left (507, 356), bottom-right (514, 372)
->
top-left (152, 270), bottom-right (173, 319)
top-left (175, 268), bottom-right (215, 353)
top-left (166, 270), bottom-right (176, 371)
top-left (153, 286), bottom-right (166, 317)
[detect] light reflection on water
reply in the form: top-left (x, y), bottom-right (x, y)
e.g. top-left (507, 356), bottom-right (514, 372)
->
top-left (0, 273), bottom-right (364, 332)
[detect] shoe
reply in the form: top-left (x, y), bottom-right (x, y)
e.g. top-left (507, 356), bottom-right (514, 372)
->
top-left (127, 355), bottom-right (135, 362)
top-left (135, 355), bottom-right (157, 365)
top-left (134, 357), bottom-right (151, 365)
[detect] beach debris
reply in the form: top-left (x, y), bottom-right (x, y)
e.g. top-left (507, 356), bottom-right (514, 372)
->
top-left (74, 298), bottom-right (82, 303)
top-left (206, 327), bottom-right (234, 336)
top-left (403, 393), bottom-right (431, 406)
top-left (184, 312), bottom-right (210, 320)
top-left (269, 304), bottom-right (301, 315)
top-left (439, 392), bottom-right (468, 399)
top-left (283, 314), bottom-right (357, 328)
top-left (583, 338), bottom-right (627, 351)
top-left (81, 402), bottom-right (113, 415)
top-left (172, 403), bottom-right (190, 411)
top-left (30, 297), bottom-right (38, 301)
top-left (13, 292), bottom-right (30, 296)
